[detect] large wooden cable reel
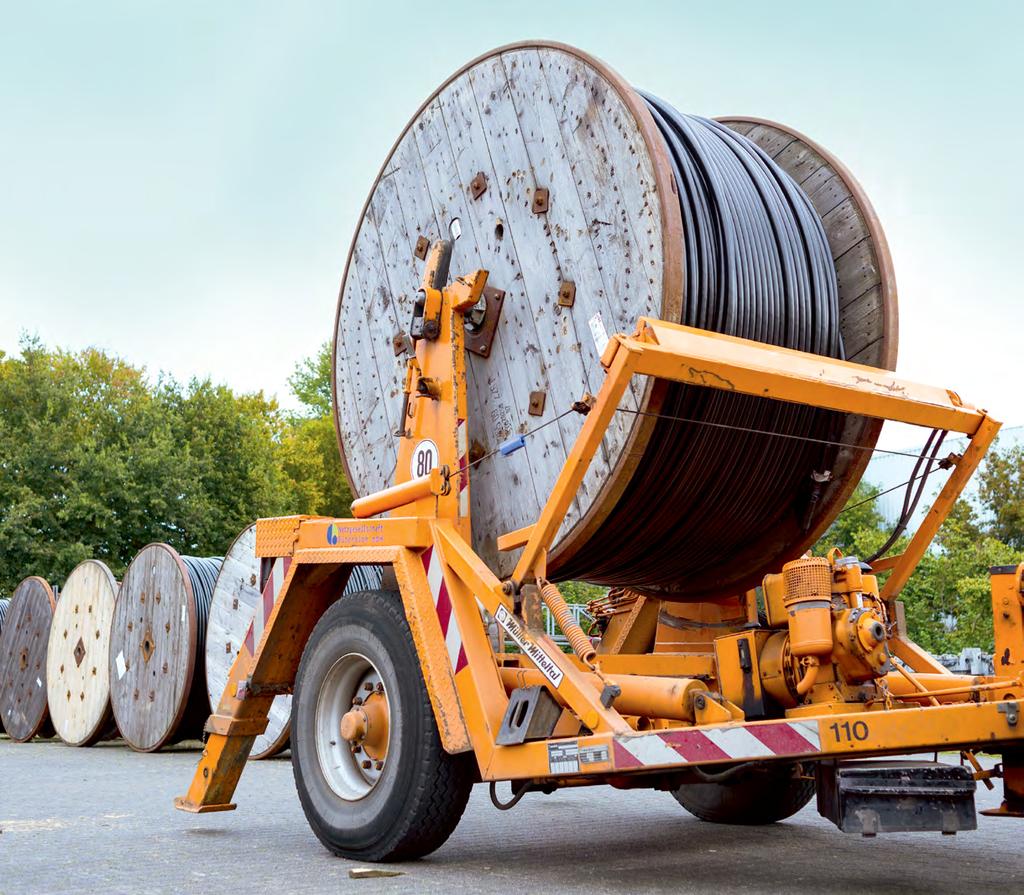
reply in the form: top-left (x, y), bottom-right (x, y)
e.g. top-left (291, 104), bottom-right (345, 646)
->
top-left (206, 524), bottom-right (291, 759)
top-left (46, 559), bottom-right (119, 746)
top-left (0, 576), bottom-right (58, 742)
top-left (108, 544), bottom-right (222, 752)
top-left (332, 42), bottom-right (896, 599)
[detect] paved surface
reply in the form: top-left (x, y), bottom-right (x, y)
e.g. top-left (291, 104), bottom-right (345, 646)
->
top-left (1, 737), bottom-right (1022, 894)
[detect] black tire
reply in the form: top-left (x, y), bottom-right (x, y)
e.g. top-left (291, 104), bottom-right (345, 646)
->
top-left (292, 589), bottom-right (474, 861)
top-left (672, 764), bottom-right (814, 825)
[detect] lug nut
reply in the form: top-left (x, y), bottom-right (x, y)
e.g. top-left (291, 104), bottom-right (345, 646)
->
top-left (361, 760), bottom-right (372, 770)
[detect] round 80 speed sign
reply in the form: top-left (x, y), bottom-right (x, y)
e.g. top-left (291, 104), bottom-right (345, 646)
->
top-left (410, 439), bottom-right (439, 479)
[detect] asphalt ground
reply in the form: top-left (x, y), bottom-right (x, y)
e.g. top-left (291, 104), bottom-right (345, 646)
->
top-left (1, 736), bottom-right (1022, 894)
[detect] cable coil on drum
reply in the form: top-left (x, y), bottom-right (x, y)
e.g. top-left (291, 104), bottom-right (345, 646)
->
top-left (181, 554), bottom-right (222, 663)
top-left (556, 101), bottom-right (846, 595)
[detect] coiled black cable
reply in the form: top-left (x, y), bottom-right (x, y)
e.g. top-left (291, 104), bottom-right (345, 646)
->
top-left (180, 554), bottom-right (223, 738)
top-left (556, 101), bottom-right (846, 598)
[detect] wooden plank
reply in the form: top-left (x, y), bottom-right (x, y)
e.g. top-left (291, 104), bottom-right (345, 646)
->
top-left (411, 92), bottom-right (545, 555)
top-left (460, 56), bottom-right (599, 525)
top-left (0, 577), bottom-right (56, 741)
top-left (848, 335), bottom-right (885, 368)
top-left (822, 197), bottom-right (868, 259)
top-left (806, 171), bottom-right (852, 220)
top-left (335, 276), bottom-right (375, 494)
top-left (46, 560), bottom-right (117, 746)
top-left (538, 51), bottom-right (664, 333)
top-left (774, 140), bottom-right (828, 186)
top-left (743, 123), bottom-right (797, 158)
top-left (206, 525), bottom-right (290, 759)
top-left (109, 544), bottom-right (202, 752)
top-left (348, 220), bottom-right (402, 480)
top-left (382, 130), bottom-right (503, 528)
top-left (835, 239), bottom-right (881, 310)
top-left (437, 69), bottom-right (575, 524)
top-left (839, 285), bottom-right (884, 358)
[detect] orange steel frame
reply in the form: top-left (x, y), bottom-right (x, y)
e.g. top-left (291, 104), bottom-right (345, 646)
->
top-left (177, 250), bottom-right (1024, 815)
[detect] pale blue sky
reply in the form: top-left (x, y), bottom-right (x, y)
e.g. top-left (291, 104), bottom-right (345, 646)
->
top-left (2, 2), bottom-right (1021, 446)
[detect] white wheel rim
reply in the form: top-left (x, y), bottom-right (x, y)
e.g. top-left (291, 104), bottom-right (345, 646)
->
top-left (314, 652), bottom-right (389, 801)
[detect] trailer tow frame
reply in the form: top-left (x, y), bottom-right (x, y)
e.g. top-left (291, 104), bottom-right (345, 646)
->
top-left (176, 245), bottom-right (1024, 818)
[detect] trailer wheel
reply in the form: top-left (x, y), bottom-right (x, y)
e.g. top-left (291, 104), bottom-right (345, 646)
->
top-left (671, 764), bottom-right (814, 825)
top-left (292, 589), bottom-right (473, 861)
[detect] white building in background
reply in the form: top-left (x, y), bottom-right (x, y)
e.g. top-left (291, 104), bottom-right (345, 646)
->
top-left (862, 425), bottom-right (1023, 528)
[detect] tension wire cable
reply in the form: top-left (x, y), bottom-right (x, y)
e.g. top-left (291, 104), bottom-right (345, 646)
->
top-left (614, 406), bottom-right (942, 461)
top-left (838, 463), bottom-right (951, 517)
top-left (464, 405), bottom-right (582, 473)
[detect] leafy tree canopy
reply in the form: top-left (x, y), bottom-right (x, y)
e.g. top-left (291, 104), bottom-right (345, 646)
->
top-left (0, 336), bottom-right (353, 594)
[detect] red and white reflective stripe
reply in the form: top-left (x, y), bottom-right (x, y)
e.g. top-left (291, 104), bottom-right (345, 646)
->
top-left (613, 720), bottom-right (821, 769)
top-left (422, 545), bottom-right (467, 673)
top-left (243, 556), bottom-right (292, 655)
top-left (456, 418), bottom-right (469, 517)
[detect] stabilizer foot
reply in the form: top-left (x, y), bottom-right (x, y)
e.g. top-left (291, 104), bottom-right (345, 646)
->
top-left (174, 796), bottom-right (237, 814)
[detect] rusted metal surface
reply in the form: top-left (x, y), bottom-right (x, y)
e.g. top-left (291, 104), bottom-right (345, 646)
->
top-left (463, 284), bottom-right (504, 359)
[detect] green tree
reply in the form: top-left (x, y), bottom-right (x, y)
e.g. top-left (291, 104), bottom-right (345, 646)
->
top-left (814, 481), bottom-right (889, 561)
top-left (899, 500), bottom-right (1018, 653)
top-left (284, 341), bottom-right (352, 517)
top-left (0, 338), bottom-right (329, 595)
top-left (0, 338), bottom-right (187, 591)
top-left (978, 442), bottom-right (1024, 549)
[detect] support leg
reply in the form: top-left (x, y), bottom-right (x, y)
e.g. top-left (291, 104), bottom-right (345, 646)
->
top-left (175, 563), bottom-right (350, 812)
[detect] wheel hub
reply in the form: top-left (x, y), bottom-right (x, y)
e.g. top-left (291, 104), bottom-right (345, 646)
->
top-left (315, 653), bottom-right (391, 800)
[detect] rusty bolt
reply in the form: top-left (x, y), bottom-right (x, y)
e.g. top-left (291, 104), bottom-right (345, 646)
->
top-left (361, 760), bottom-right (372, 770)
top-left (501, 581), bottom-right (516, 596)
top-left (392, 331), bottom-right (413, 356)
top-left (470, 171), bottom-right (487, 200)
top-left (532, 187), bottom-right (549, 214)
top-left (363, 682), bottom-right (374, 692)
top-left (528, 391), bottom-right (547, 417)
top-left (414, 235), bottom-right (429, 260)
top-left (694, 693), bottom-right (707, 710)
top-left (558, 281), bottom-right (576, 308)
top-left (375, 760), bottom-right (384, 770)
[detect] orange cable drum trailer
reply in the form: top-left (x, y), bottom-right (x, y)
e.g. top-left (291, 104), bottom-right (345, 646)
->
top-left (176, 43), bottom-right (1024, 861)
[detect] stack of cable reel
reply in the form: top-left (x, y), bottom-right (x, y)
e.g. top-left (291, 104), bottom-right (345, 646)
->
top-left (46, 560), bottom-right (120, 746)
top-left (206, 523), bottom-right (384, 759)
top-left (108, 544), bottom-right (222, 752)
top-left (332, 41), bottom-right (896, 600)
top-left (0, 577), bottom-right (58, 742)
